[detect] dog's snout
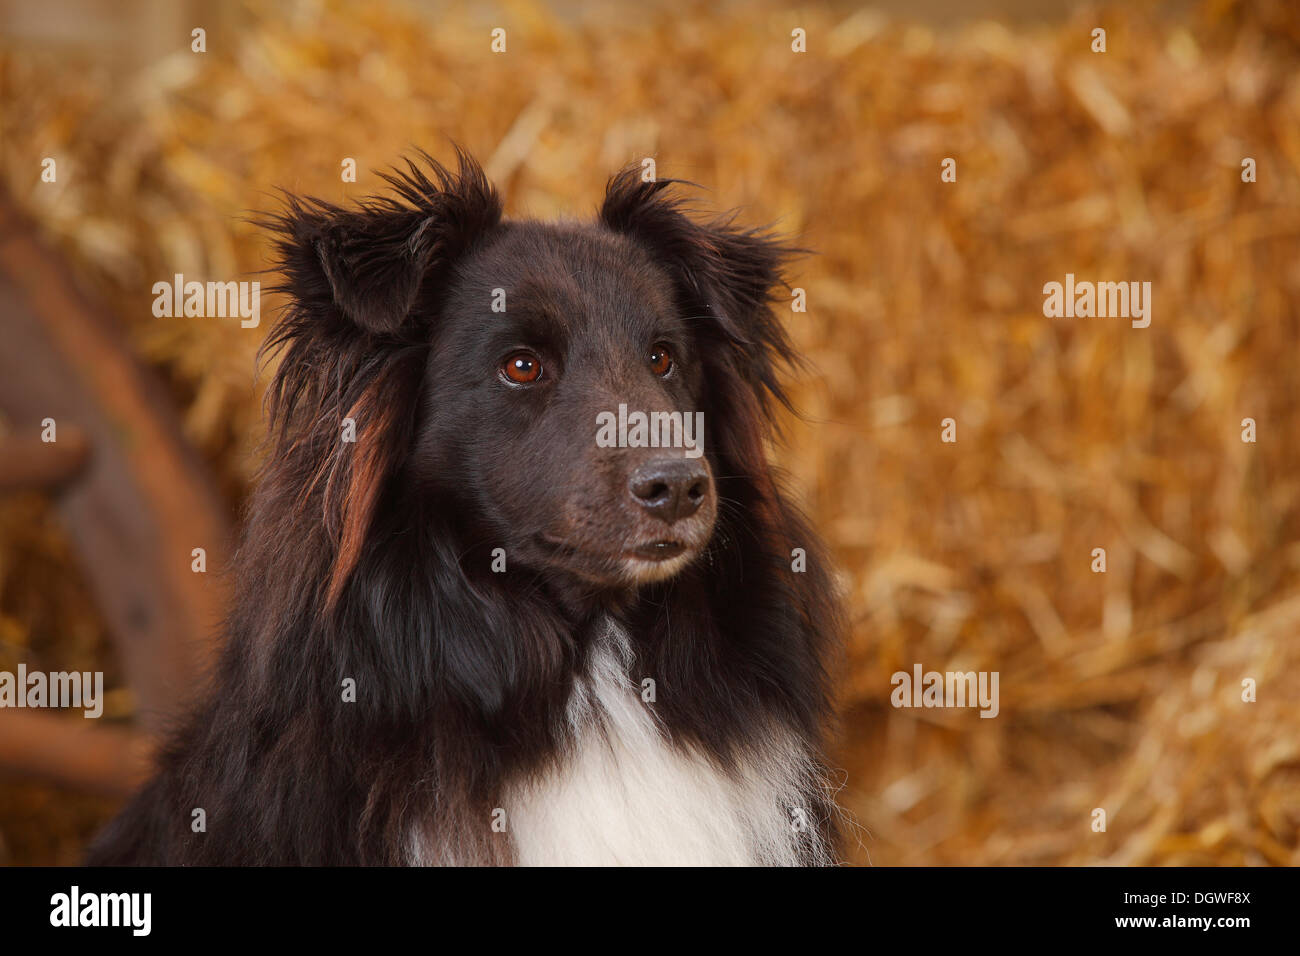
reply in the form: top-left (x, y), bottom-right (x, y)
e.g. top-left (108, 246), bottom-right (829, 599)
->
top-left (629, 458), bottom-right (709, 523)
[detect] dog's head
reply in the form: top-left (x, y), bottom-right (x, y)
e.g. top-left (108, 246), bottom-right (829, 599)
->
top-left (266, 151), bottom-right (797, 601)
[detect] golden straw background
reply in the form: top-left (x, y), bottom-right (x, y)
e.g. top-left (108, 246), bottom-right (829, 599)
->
top-left (1, 0), bottom-right (1299, 864)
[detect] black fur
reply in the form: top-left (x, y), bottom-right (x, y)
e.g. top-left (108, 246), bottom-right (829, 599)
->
top-left (88, 150), bottom-right (843, 866)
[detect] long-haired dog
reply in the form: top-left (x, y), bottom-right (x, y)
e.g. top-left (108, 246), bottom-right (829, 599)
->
top-left (88, 150), bottom-right (844, 866)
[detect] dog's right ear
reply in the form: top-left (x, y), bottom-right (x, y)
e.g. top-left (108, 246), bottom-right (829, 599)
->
top-left (258, 152), bottom-right (502, 607)
top-left (268, 149), bottom-right (502, 336)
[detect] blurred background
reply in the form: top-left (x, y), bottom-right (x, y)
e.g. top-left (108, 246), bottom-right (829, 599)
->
top-left (1, 0), bottom-right (1298, 865)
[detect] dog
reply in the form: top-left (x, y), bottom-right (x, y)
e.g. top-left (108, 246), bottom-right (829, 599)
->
top-left (88, 150), bottom-right (844, 866)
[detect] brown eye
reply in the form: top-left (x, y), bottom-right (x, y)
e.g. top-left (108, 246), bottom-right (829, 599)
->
top-left (502, 351), bottom-right (542, 384)
top-left (649, 343), bottom-right (673, 377)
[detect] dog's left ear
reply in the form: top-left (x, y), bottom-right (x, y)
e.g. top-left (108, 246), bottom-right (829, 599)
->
top-left (599, 168), bottom-right (801, 414)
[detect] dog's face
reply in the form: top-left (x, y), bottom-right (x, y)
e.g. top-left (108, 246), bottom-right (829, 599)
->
top-left (414, 224), bottom-right (717, 588)
top-left (272, 154), bottom-right (791, 601)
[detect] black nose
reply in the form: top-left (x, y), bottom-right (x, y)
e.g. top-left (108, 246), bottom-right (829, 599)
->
top-left (629, 458), bottom-right (709, 524)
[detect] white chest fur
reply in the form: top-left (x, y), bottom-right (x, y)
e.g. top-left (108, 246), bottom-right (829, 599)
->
top-left (503, 621), bottom-right (828, 866)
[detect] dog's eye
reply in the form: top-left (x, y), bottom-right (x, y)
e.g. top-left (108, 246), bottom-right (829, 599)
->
top-left (649, 344), bottom-right (673, 377)
top-left (501, 351), bottom-right (542, 385)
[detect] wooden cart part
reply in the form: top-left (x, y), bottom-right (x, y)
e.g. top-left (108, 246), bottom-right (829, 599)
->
top-left (0, 194), bottom-right (232, 790)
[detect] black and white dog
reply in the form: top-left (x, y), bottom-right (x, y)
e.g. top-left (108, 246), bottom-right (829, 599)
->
top-left (89, 151), bottom-right (844, 865)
